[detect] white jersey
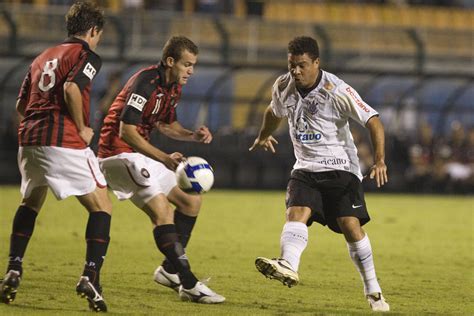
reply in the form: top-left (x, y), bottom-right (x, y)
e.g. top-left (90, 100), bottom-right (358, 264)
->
top-left (270, 70), bottom-right (378, 180)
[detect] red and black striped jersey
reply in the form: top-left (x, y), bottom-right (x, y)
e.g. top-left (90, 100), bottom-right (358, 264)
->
top-left (98, 63), bottom-right (181, 158)
top-left (17, 37), bottom-right (101, 149)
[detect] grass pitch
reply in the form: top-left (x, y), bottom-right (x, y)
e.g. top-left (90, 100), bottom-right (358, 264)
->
top-left (0, 187), bottom-right (472, 315)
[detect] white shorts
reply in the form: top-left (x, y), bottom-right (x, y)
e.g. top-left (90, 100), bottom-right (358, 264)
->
top-left (18, 146), bottom-right (107, 200)
top-left (99, 152), bottom-right (177, 208)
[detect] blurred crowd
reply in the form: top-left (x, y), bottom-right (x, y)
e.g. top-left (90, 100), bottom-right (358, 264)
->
top-left (352, 120), bottom-right (473, 194)
top-left (5, 0), bottom-right (474, 12)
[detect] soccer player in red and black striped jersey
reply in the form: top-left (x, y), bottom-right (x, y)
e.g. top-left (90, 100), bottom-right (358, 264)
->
top-left (1, 2), bottom-right (111, 312)
top-left (98, 36), bottom-right (225, 303)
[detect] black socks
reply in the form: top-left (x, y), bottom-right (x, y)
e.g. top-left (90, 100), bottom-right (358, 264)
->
top-left (153, 224), bottom-right (197, 289)
top-left (162, 211), bottom-right (197, 274)
top-left (7, 206), bottom-right (38, 276)
top-left (82, 212), bottom-right (111, 287)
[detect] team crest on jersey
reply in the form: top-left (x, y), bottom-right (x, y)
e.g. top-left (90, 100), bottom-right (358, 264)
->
top-left (83, 63), bottom-right (97, 80)
top-left (128, 93), bottom-right (147, 111)
top-left (295, 116), bottom-right (322, 144)
top-left (307, 101), bottom-right (319, 115)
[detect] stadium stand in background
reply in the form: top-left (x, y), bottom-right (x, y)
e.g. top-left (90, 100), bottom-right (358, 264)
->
top-left (0, 0), bottom-right (472, 193)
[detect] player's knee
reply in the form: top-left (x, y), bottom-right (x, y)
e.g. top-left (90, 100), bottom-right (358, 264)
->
top-left (177, 194), bottom-right (201, 214)
top-left (21, 186), bottom-right (47, 212)
top-left (95, 188), bottom-right (112, 213)
top-left (286, 207), bottom-right (311, 223)
top-left (337, 217), bottom-right (364, 241)
top-left (150, 205), bottom-right (174, 225)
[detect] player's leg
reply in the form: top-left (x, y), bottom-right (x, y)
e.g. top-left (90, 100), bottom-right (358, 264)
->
top-left (337, 217), bottom-right (389, 312)
top-left (255, 206), bottom-right (309, 288)
top-left (75, 186), bottom-right (112, 312)
top-left (256, 170), bottom-right (318, 287)
top-left (142, 194), bottom-right (225, 303)
top-left (1, 186), bottom-right (47, 304)
top-left (160, 187), bottom-right (201, 274)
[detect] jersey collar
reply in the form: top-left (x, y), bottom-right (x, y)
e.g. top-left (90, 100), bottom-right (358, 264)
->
top-left (296, 69), bottom-right (323, 98)
top-left (157, 62), bottom-right (177, 90)
top-left (63, 37), bottom-right (91, 50)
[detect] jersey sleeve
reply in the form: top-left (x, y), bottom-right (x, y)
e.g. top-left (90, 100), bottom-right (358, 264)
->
top-left (337, 83), bottom-right (378, 126)
top-left (120, 72), bottom-right (155, 125)
top-left (17, 66), bottom-right (32, 101)
top-left (67, 50), bottom-right (101, 92)
top-left (270, 75), bottom-right (290, 118)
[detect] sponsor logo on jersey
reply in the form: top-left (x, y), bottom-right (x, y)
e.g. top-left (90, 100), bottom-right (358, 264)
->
top-left (345, 87), bottom-right (370, 113)
top-left (83, 62), bottom-right (97, 80)
top-left (127, 93), bottom-right (147, 111)
top-left (317, 157), bottom-right (348, 166)
top-left (295, 117), bottom-right (322, 144)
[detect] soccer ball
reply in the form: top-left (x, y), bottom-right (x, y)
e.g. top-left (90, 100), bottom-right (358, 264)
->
top-left (175, 156), bottom-right (214, 194)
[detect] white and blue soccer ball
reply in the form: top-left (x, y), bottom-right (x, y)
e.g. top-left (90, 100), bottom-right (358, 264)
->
top-left (175, 156), bottom-right (214, 194)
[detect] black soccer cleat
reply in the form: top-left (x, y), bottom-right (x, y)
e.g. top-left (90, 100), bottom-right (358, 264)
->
top-left (76, 276), bottom-right (107, 312)
top-left (0, 270), bottom-right (21, 304)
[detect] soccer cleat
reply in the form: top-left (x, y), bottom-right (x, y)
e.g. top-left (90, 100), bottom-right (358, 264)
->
top-left (76, 276), bottom-right (107, 312)
top-left (153, 266), bottom-right (181, 292)
top-left (255, 257), bottom-right (299, 288)
top-left (367, 292), bottom-right (390, 312)
top-left (0, 270), bottom-right (21, 304)
top-left (178, 281), bottom-right (225, 304)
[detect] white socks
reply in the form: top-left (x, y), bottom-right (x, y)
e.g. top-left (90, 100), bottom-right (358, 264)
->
top-left (280, 221), bottom-right (308, 271)
top-left (347, 234), bottom-right (382, 295)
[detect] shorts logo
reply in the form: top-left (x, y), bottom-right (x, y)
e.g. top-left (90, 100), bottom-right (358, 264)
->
top-left (295, 117), bottom-right (322, 144)
top-left (128, 93), bottom-right (147, 111)
top-left (140, 168), bottom-right (150, 178)
top-left (83, 63), bottom-right (97, 80)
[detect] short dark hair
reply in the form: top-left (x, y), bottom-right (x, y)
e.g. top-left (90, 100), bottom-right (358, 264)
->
top-left (288, 36), bottom-right (319, 60)
top-left (66, 1), bottom-right (104, 37)
top-left (162, 36), bottom-right (199, 61)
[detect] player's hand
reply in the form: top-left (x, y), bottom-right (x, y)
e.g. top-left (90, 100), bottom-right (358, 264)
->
top-left (79, 127), bottom-right (94, 145)
top-left (369, 160), bottom-right (388, 188)
top-left (164, 152), bottom-right (184, 171)
top-left (194, 126), bottom-right (212, 144)
top-left (249, 135), bottom-right (279, 153)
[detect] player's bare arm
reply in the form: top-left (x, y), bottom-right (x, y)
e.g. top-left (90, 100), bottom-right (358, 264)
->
top-left (366, 116), bottom-right (388, 188)
top-left (119, 121), bottom-right (182, 170)
top-left (249, 105), bottom-right (281, 153)
top-left (156, 121), bottom-right (212, 143)
top-left (63, 81), bottom-right (93, 145)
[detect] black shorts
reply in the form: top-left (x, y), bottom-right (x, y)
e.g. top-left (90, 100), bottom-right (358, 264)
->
top-left (285, 169), bottom-right (370, 234)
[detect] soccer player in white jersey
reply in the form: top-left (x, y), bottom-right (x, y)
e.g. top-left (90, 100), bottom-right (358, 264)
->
top-left (249, 36), bottom-right (390, 312)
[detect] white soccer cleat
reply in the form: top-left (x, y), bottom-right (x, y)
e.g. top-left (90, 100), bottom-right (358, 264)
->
top-left (178, 281), bottom-right (225, 304)
top-left (255, 257), bottom-right (299, 288)
top-left (153, 266), bottom-right (181, 292)
top-left (367, 293), bottom-right (390, 312)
